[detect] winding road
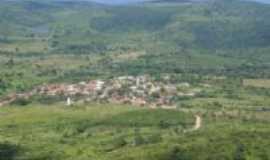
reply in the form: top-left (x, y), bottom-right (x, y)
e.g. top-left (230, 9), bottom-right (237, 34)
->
top-left (183, 114), bottom-right (202, 133)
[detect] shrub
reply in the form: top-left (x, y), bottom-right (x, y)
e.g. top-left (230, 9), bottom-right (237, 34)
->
top-left (147, 133), bottom-right (162, 144)
top-left (62, 128), bottom-right (79, 138)
top-left (113, 136), bottom-right (128, 148)
top-left (0, 142), bottom-right (19, 160)
top-left (133, 133), bottom-right (146, 146)
top-left (134, 135), bottom-right (145, 146)
top-left (32, 95), bottom-right (65, 105)
top-left (159, 120), bottom-right (170, 129)
top-left (11, 98), bottom-right (31, 106)
top-left (81, 129), bottom-right (93, 138)
top-left (104, 136), bottom-right (128, 152)
top-left (166, 146), bottom-right (190, 160)
top-left (234, 143), bottom-right (246, 160)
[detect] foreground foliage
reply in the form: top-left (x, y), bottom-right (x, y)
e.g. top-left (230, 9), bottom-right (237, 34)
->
top-left (0, 104), bottom-right (269, 160)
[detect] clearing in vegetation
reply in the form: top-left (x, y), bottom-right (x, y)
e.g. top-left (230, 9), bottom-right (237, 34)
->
top-left (243, 79), bottom-right (270, 88)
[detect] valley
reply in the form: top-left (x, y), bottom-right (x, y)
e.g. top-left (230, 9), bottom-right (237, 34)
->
top-left (0, 0), bottom-right (270, 159)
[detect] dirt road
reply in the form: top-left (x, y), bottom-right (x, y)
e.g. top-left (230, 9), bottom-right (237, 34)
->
top-left (0, 92), bottom-right (33, 107)
top-left (193, 115), bottom-right (202, 130)
top-left (183, 115), bottom-right (202, 133)
top-left (0, 97), bottom-right (16, 107)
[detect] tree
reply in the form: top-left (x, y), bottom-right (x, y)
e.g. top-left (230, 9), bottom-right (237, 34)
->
top-left (234, 143), bottom-right (246, 160)
top-left (133, 134), bottom-right (145, 146)
top-left (133, 128), bottom-right (146, 146)
top-left (51, 41), bottom-right (59, 48)
top-left (147, 133), bottom-right (162, 144)
top-left (0, 142), bottom-right (19, 160)
top-left (159, 120), bottom-right (170, 129)
top-left (167, 146), bottom-right (190, 160)
top-left (15, 47), bottom-right (19, 53)
top-left (0, 79), bottom-right (8, 95)
top-left (6, 58), bottom-right (14, 67)
top-left (113, 136), bottom-right (127, 148)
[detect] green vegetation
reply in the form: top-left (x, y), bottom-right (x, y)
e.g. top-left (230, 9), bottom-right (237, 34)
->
top-left (0, 0), bottom-right (270, 159)
top-left (0, 104), bottom-right (192, 159)
top-left (1, 0), bottom-right (270, 96)
top-left (0, 103), bottom-right (269, 160)
top-left (243, 79), bottom-right (270, 88)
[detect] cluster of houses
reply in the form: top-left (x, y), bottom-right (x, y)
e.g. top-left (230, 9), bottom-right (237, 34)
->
top-left (33, 75), bottom-right (201, 107)
top-left (36, 80), bottom-right (105, 96)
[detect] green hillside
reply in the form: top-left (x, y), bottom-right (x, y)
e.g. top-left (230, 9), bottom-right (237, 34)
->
top-left (1, 0), bottom-right (270, 159)
top-left (3, 1), bottom-right (270, 95)
top-left (0, 0), bottom-right (270, 94)
top-left (0, 104), bottom-right (269, 160)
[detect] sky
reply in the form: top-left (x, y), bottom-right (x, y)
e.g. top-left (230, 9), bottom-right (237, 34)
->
top-left (40, 0), bottom-right (270, 4)
top-left (246, 0), bottom-right (270, 3)
top-left (253, 0), bottom-right (270, 3)
top-left (85, 0), bottom-right (151, 4)
top-left (84, 0), bottom-right (270, 4)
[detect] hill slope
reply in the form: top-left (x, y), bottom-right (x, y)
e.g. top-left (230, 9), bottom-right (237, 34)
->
top-left (0, 0), bottom-right (270, 95)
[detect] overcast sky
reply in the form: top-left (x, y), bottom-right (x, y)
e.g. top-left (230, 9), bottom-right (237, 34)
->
top-left (247, 0), bottom-right (270, 3)
top-left (84, 0), bottom-right (270, 4)
top-left (43, 0), bottom-right (270, 4)
top-left (85, 0), bottom-right (150, 4)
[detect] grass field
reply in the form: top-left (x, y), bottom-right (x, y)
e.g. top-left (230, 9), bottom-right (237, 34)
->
top-left (0, 39), bottom-right (48, 53)
top-left (243, 79), bottom-right (270, 88)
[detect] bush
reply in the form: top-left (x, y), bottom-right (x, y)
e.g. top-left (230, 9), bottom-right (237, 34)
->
top-left (133, 134), bottom-right (146, 146)
top-left (62, 128), bottom-right (79, 138)
top-left (147, 133), bottom-right (162, 144)
top-left (11, 98), bottom-right (31, 106)
top-left (159, 120), bottom-right (170, 129)
top-left (233, 143), bottom-right (246, 160)
top-left (103, 136), bottom-right (127, 152)
top-left (113, 136), bottom-right (128, 148)
top-left (0, 142), bottom-right (19, 160)
top-left (166, 146), bottom-right (190, 160)
top-left (132, 127), bottom-right (147, 146)
top-left (32, 95), bottom-right (65, 105)
top-left (81, 129), bottom-right (93, 138)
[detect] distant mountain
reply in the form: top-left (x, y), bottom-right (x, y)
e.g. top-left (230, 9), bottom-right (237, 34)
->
top-left (84, 0), bottom-right (270, 4)
top-left (4, 0), bottom-right (269, 5)
top-left (149, 0), bottom-right (270, 4)
top-left (149, 0), bottom-right (209, 3)
top-left (77, 0), bottom-right (205, 4)
top-left (250, 0), bottom-right (270, 3)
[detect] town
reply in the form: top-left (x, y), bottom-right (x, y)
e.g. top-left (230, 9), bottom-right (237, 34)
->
top-left (32, 75), bottom-right (202, 108)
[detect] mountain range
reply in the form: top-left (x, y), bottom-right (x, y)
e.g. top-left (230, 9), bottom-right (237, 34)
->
top-left (64, 0), bottom-right (270, 4)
